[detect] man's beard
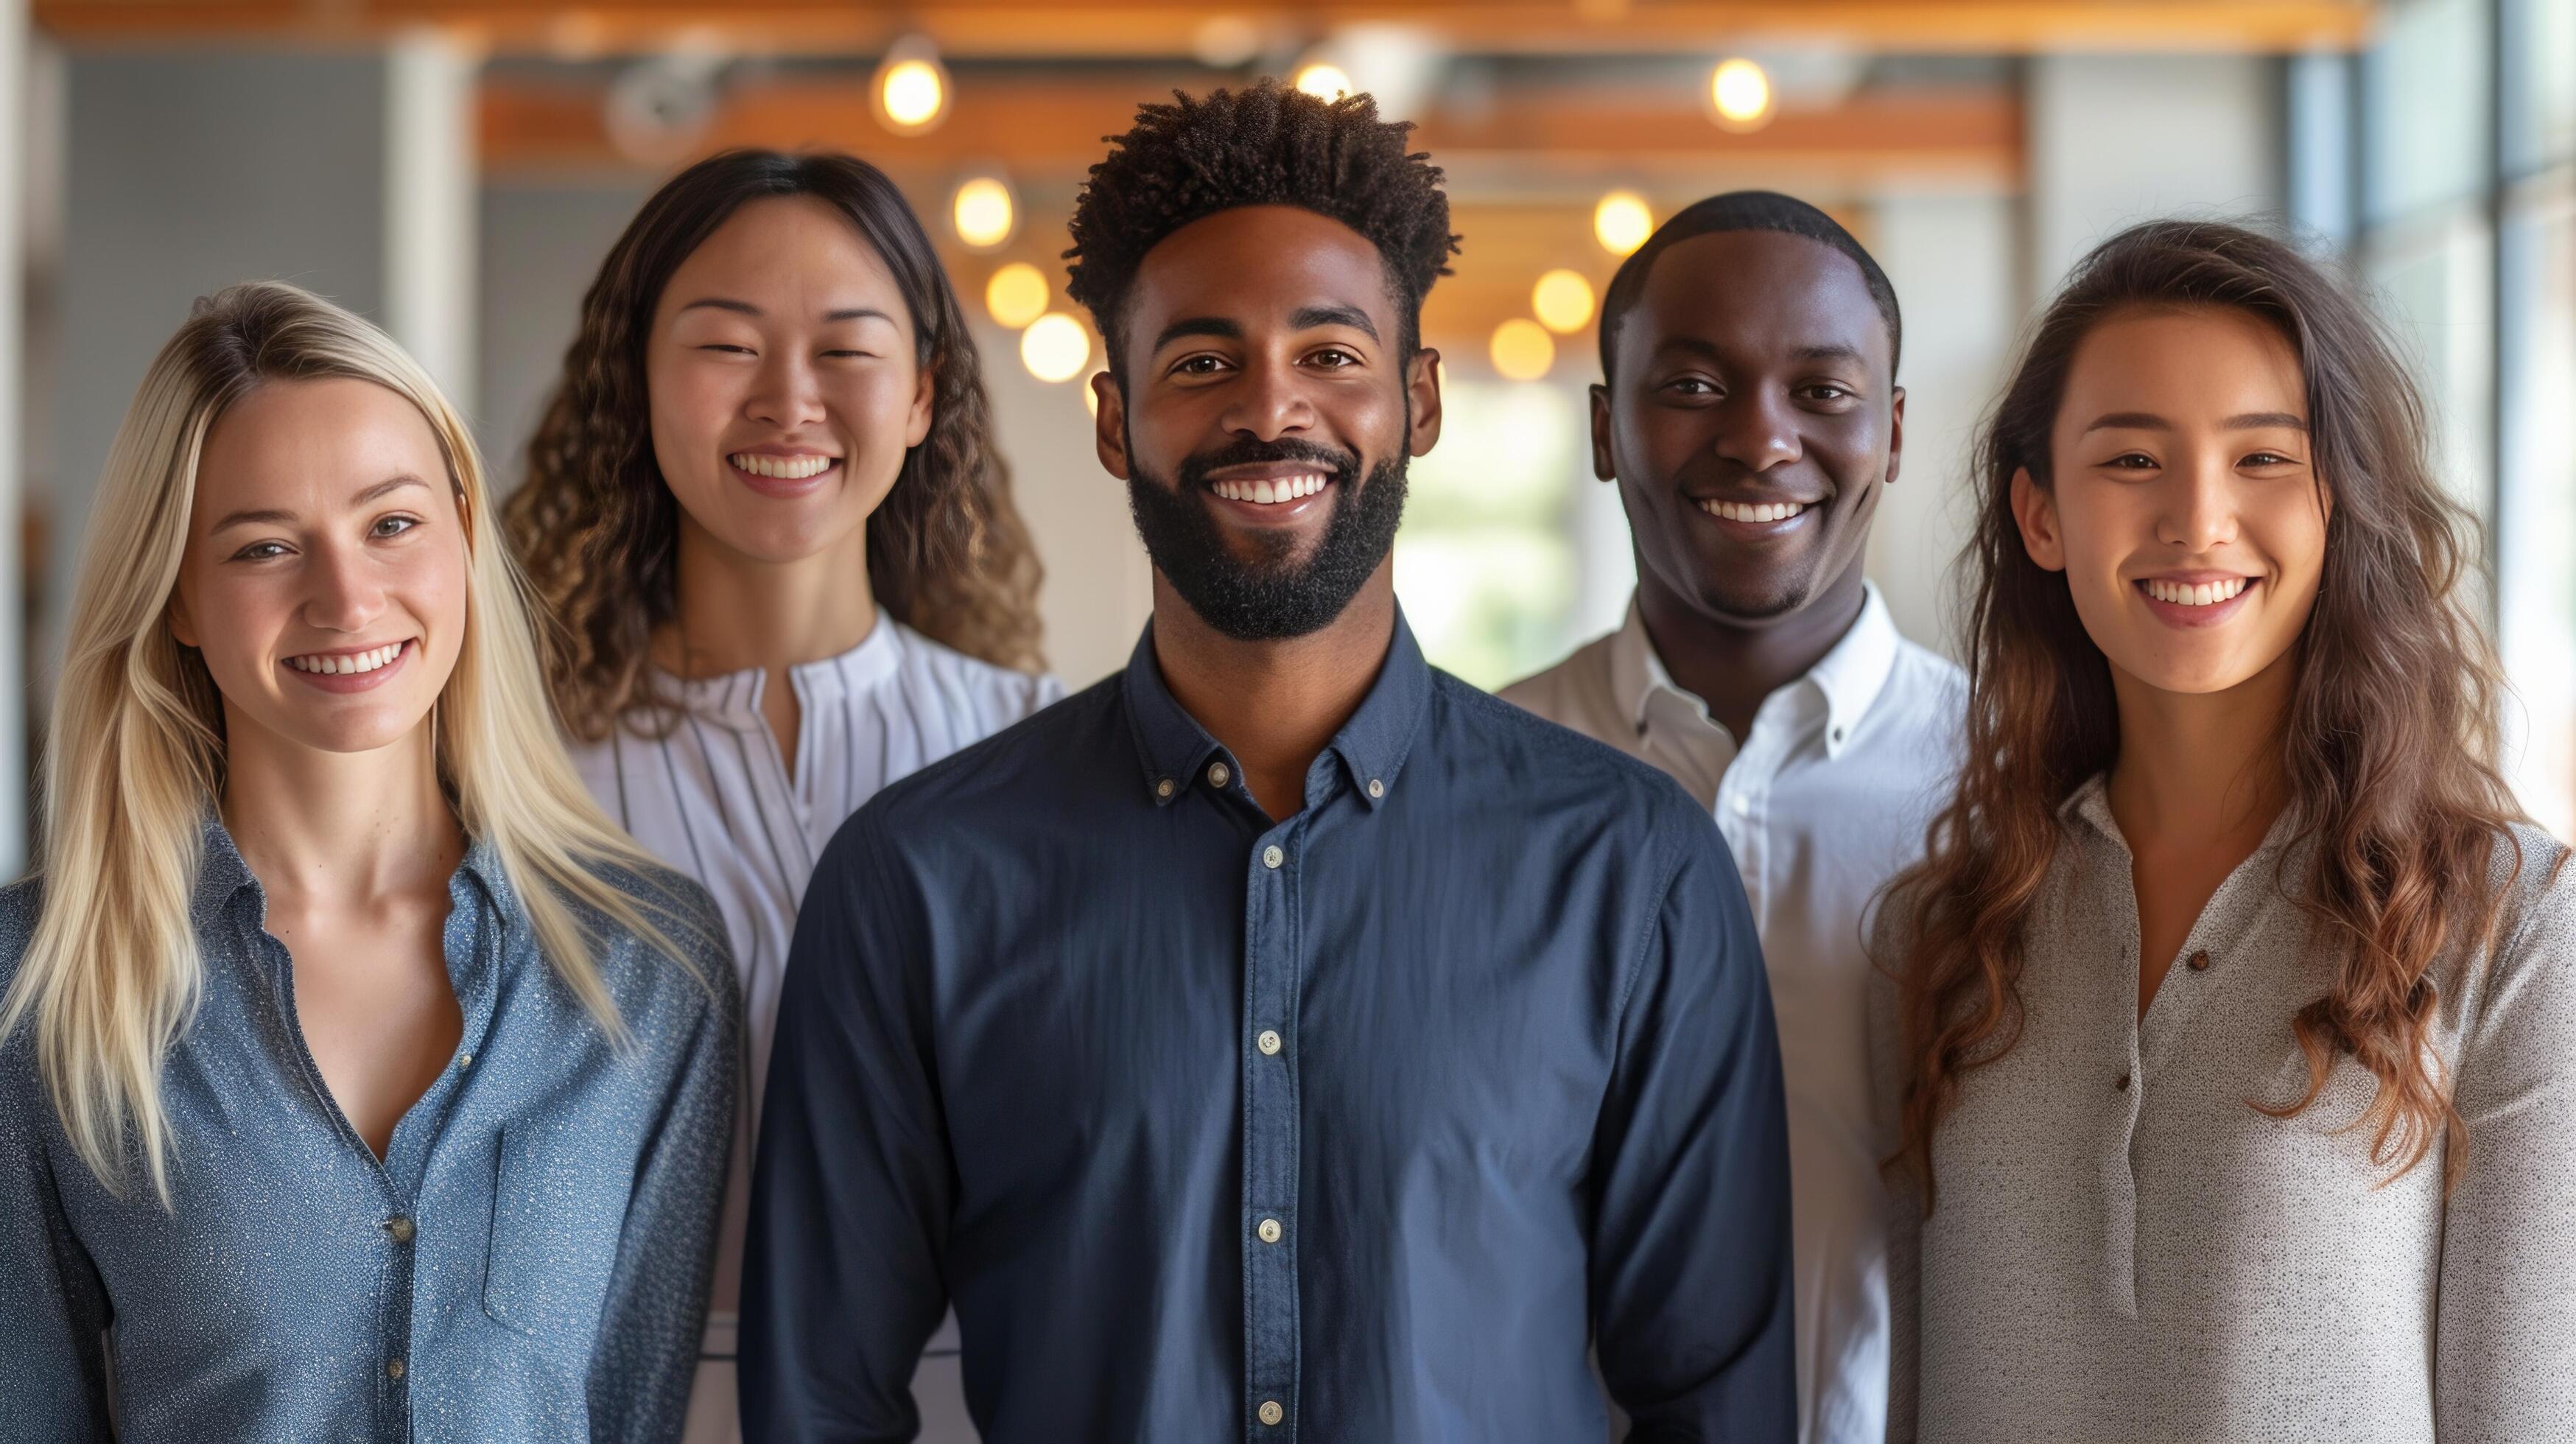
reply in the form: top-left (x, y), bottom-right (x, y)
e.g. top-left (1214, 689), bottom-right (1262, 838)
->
top-left (1126, 432), bottom-right (1409, 642)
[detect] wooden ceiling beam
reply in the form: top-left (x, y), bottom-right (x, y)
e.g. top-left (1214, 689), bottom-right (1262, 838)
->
top-left (480, 73), bottom-right (2021, 194)
top-left (36, 1), bottom-right (2377, 55)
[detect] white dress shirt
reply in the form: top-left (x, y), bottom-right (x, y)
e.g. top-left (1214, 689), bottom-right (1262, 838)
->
top-left (1501, 583), bottom-right (1964, 1444)
top-left (568, 616), bottom-right (1062, 1444)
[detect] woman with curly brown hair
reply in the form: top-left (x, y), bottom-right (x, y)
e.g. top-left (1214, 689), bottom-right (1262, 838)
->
top-left (1867, 218), bottom-right (2576, 1442)
top-left (504, 148), bottom-right (1059, 1443)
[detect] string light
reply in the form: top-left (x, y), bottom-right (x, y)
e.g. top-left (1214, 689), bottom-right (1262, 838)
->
top-left (1709, 57), bottom-right (1774, 131)
top-left (874, 41), bottom-right (950, 134)
top-left (1021, 313), bottom-right (1092, 382)
top-left (1490, 318), bottom-right (1555, 382)
top-left (986, 263), bottom-right (1050, 329)
top-left (1294, 62), bottom-right (1355, 102)
top-left (1531, 270), bottom-right (1596, 334)
top-left (1593, 191), bottom-right (1653, 256)
top-left (952, 177), bottom-right (1015, 250)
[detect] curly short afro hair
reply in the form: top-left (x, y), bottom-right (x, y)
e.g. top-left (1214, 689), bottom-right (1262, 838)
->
top-left (1066, 80), bottom-right (1460, 378)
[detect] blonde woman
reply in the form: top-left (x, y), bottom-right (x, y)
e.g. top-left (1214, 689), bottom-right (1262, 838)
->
top-left (0, 282), bottom-right (737, 1443)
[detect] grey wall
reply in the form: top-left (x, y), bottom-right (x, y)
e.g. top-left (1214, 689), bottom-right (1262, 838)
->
top-left (48, 50), bottom-right (390, 673)
top-left (474, 177), bottom-right (651, 486)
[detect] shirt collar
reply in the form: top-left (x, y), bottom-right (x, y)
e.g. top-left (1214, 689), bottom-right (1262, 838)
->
top-left (1123, 606), bottom-right (1431, 811)
top-left (664, 615), bottom-right (904, 723)
top-left (191, 810), bottom-right (519, 930)
top-left (1608, 581), bottom-right (1903, 762)
top-left (2059, 771), bottom-right (2306, 866)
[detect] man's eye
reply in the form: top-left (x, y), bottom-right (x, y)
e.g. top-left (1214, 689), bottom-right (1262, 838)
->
top-left (1804, 385), bottom-right (1852, 402)
top-left (1176, 355), bottom-right (1226, 375)
top-left (1310, 349), bottom-right (1357, 368)
top-left (1666, 378), bottom-right (1717, 396)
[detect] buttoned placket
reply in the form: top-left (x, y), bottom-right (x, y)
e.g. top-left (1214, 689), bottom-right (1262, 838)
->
top-left (1219, 751), bottom-right (1306, 1440)
top-left (236, 871), bottom-right (501, 1440)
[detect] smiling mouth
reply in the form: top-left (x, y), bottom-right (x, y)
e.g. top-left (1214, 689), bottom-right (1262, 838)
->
top-left (1697, 499), bottom-right (1811, 524)
top-left (729, 452), bottom-right (839, 480)
top-left (2140, 577), bottom-right (2251, 607)
top-left (1210, 472), bottom-right (1330, 505)
top-left (285, 641), bottom-right (411, 676)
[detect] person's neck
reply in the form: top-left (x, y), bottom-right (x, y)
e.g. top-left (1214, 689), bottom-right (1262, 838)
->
top-left (1151, 565), bottom-right (1397, 822)
top-left (1634, 557), bottom-right (1868, 743)
top-left (2103, 648), bottom-right (2295, 853)
top-left (219, 718), bottom-right (463, 912)
top-left (659, 516), bottom-right (878, 678)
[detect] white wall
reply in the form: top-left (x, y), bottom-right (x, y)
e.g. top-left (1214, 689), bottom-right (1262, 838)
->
top-left (1864, 192), bottom-right (2018, 659)
top-left (2026, 53), bottom-right (2286, 297)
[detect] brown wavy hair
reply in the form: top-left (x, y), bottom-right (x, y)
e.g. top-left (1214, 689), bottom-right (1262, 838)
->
top-left (1884, 219), bottom-right (2525, 1207)
top-left (505, 148), bottom-right (1044, 740)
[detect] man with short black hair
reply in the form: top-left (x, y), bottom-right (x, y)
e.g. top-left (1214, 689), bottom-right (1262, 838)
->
top-left (741, 86), bottom-right (1795, 1443)
top-left (1504, 192), bottom-right (1966, 1444)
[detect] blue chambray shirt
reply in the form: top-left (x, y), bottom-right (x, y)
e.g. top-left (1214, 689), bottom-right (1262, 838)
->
top-left (742, 612), bottom-right (1796, 1442)
top-left (0, 819), bottom-right (740, 1443)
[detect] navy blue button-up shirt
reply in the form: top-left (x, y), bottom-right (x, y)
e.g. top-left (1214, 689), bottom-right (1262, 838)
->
top-left (743, 613), bottom-right (1794, 1442)
top-left (0, 819), bottom-right (738, 1442)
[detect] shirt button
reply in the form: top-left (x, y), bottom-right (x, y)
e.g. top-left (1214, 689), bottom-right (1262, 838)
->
top-left (1155, 777), bottom-right (1175, 800)
top-left (1729, 794), bottom-right (1752, 817)
top-left (386, 1358), bottom-right (407, 1381)
top-left (1262, 845), bottom-right (1284, 869)
top-left (1259, 1401), bottom-right (1285, 1426)
top-left (1256, 1028), bottom-right (1283, 1056)
top-left (457, 1052), bottom-right (473, 1070)
top-left (1257, 1217), bottom-right (1282, 1244)
top-left (2115, 1071), bottom-right (2133, 1092)
top-left (1366, 778), bottom-right (1385, 799)
top-left (1207, 762), bottom-right (1231, 788)
top-left (385, 1216), bottom-right (415, 1244)
top-left (2186, 949), bottom-right (2211, 971)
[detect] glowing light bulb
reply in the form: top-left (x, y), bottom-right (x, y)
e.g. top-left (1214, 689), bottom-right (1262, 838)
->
top-left (1594, 191), bottom-right (1653, 256)
top-left (876, 53), bottom-right (948, 133)
top-left (984, 262), bottom-right (1050, 329)
top-left (1021, 312), bottom-right (1092, 383)
top-left (1295, 63), bottom-right (1355, 103)
top-left (1490, 318), bottom-right (1555, 382)
top-left (952, 177), bottom-right (1014, 249)
top-left (1531, 270), bottom-right (1596, 334)
top-left (1710, 57), bottom-right (1774, 131)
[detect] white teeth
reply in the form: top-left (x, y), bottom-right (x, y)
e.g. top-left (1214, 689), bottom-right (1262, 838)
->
top-left (1211, 473), bottom-right (1328, 504)
top-left (2143, 578), bottom-right (2250, 606)
top-left (287, 642), bottom-right (405, 675)
top-left (1699, 499), bottom-right (1808, 524)
top-left (729, 453), bottom-right (836, 480)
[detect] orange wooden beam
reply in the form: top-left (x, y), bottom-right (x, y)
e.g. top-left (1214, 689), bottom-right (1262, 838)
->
top-left (37, 1), bottom-right (2377, 55)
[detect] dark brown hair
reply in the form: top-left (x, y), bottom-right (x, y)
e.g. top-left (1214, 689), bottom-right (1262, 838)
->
top-left (505, 148), bottom-right (1044, 740)
top-left (1886, 218), bottom-right (2524, 1205)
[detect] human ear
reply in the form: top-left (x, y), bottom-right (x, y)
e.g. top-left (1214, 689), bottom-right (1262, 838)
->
top-left (904, 357), bottom-right (936, 449)
top-left (1092, 371), bottom-right (1131, 481)
top-left (1405, 348), bottom-right (1444, 458)
top-left (2010, 466), bottom-right (2067, 572)
top-left (1588, 382), bottom-right (1615, 482)
top-left (1884, 386), bottom-right (1906, 488)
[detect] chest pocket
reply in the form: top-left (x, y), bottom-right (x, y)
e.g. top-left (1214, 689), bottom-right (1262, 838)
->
top-left (481, 1122), bottom-right (638, 1352)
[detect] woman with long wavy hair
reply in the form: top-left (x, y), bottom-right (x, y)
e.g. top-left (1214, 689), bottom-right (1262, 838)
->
top-left (502, 148), bottom-right (1058, 1441)
top-left (0, 282), bottom-right (737, 1441)
top-left (1870, 220), bottom-right (2575, 1440)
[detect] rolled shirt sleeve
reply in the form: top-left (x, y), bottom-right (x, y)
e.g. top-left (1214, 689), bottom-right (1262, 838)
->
top-left (1590, 806), bottom-right (1797, 1438)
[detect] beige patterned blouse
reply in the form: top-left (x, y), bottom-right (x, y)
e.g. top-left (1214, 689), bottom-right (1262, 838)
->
top-left (1869, 777), bottom-right (2576, 1442)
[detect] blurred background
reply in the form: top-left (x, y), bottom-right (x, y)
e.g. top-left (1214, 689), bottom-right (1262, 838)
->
top-left (0, 0), bottom-right (2570, 887)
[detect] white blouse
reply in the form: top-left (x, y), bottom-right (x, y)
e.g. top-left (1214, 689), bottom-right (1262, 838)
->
top-left (568, 617), bottom-right (1062, 1444)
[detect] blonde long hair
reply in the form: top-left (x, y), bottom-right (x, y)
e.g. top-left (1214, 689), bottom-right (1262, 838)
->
top-left (1, 281), bottom-right (706, 1203)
